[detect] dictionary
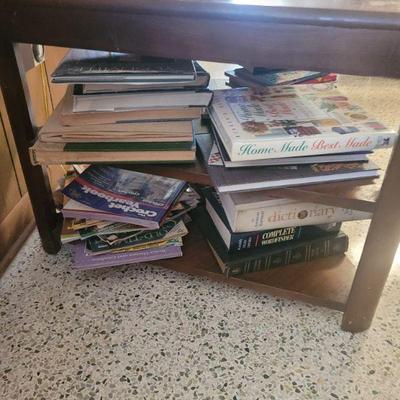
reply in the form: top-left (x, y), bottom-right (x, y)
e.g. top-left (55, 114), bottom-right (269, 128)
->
top-left (219, 189), bottom-right (372, 232)
top-left (62, 165), bottom-right (186, 229)
top-left (203, 187), bottom-right (341, 252)
top-left (209, 86), bottom-right (396, 161)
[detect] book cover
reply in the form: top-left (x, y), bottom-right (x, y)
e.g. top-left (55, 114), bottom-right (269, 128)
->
top-left (202, 187), bottom-right (341, 252)
top-left (70, 241), bottom-right (182, 270)
top-left (52, 49), bottom-right (195, 82)
top-left (72, 89), bottom-right (213, 113)
top-left (192, 207), bottom-right (348, 277)
top-left (62, 166), bottom-right (186, 229)
top-left (196, 133), bottom-right (379, 192)
top-left (87, 219), bottom-right (187, 254)
top-left (219, 189), bottom-right (372, 232)
top-left (234, 68), bottom-right (326, 86)
top-left (78, 61), bottom-right (210, 94)
top-left (209, 86), bottom-right (397, 161)
top-left (208, 130), bottom-right (369, 168)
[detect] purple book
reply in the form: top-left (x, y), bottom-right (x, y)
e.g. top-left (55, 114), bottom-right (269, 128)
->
top-left (70, 241), bottom-right (182, 270)
top-left (62, 165), bottom-right (186, 229)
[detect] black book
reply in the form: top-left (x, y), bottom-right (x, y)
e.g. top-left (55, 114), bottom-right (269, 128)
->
top-left (75, 62), bottom-right (211, 95)
top-left (191, 207), bottom-right (348, 277)
top-left (202, 187), bottom-right (341, 252)
top-left (52, 49), bottom-right (195, 83)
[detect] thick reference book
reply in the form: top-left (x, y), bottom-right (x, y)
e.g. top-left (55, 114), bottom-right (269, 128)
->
top-left (202, 187), bottom-right (341, 252)
top-left (52, 49), bottom-right (196, 83)
top-left (209, 86), bottom-right (396, 161)
top-left (70, 241), bottom-right (182, 270)
top-left (197, 133), bottom-right (379, 192)
top-left (219, 189), bottom-right (371, 232)
top-left (62, 166), bottom-right (186, 229)
top-left (192, 207), bottom-right (349, 277)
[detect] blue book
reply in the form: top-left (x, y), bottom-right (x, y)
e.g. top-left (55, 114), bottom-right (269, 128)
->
top-left (62, 165), bottom-right (186, 229)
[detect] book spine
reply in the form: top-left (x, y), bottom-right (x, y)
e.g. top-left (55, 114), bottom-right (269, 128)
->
top-left (226, 234), bottom-right (349, 277)
top-left (230, 133), bottom-right (397, 161)
top-left (229, 224), bottom-right (340, 252)
top-left (234, 203), bottom-right (371, 232)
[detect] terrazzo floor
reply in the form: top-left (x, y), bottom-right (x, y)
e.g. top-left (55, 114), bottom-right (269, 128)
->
top-left (1, 71), bottom-right (400, 400)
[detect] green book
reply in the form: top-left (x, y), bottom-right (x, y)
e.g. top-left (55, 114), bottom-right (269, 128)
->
top-left (64, 141), bottom-right (194, 152)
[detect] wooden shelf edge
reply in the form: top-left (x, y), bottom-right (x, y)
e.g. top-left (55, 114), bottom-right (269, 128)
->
top-left (149, 223), bottom-right (356, 312)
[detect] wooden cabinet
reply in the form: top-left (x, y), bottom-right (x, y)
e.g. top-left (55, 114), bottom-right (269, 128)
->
top-left (0, 45), bottom-right (67, 273)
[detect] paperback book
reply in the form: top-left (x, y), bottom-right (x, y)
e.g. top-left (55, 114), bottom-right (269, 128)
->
top-left (209, 86), bottom-right (396, 161)
top-left (62, 166), bottom-right (186, 229)
top-left (70, 241), bottom-right (182, 270)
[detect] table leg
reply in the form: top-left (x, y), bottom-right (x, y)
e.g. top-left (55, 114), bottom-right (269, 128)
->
top-left (342, 135), bottom-right (400, 332)
top-left (0, 41), bottom-right (61, 254)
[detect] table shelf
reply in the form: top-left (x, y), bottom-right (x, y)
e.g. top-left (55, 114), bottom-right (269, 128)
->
top-left (152, 223), bottom-right (356, 311)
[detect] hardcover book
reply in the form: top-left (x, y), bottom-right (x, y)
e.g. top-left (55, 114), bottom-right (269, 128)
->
top-left (62, 166), bottom-right (186, 229)
top-left (233, 68), bottom-right (326, 86)
top-left (72, 89), bottom-right (213, 113)
top-left (52, 49), bottom-right (196, 83)
top-left (196, 133), bottom-right (379, 192)
top-left (219, 189), bottom-right (371, 232)
top-left (78, 61), bottom-right (210, 94)
top-left (208, 130), bottom-right (369, 168)
top-left (192, 207), bottom-right (349, 277)
top-left (209, 86), bottom-right (397, 161)
top-left (60, 87), bottom-right (203, 126)
top-left (202, 187), bottom-right (341, 252)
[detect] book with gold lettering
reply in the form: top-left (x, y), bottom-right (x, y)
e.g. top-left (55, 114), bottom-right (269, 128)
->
top-left (209, 86), bottom-right (397, 161)
top-left (202, 187), bottom-right (341, 251)
top-left (192, 207), bottom-right (349, 277)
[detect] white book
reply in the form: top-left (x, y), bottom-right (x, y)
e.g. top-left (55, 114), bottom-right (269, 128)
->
top-left (219, 190), bottom-right (371, 232)
top-left (73, 90), bottom-right (212, 113)
top-left (209, 86), bottom-right (397, 161)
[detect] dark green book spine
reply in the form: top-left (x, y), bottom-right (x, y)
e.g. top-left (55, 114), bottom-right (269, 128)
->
top-left (226, 234), bottom-right (348, 277)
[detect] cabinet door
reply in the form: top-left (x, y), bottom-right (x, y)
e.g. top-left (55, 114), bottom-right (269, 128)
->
top-left (0, 114), bottom-right (22, 224)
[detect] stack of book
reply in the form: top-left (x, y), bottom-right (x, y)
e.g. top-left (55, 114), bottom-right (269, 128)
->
top-left (29, 49), bottom-right (213, 165)
top-left (225, 67), bottom-right (337, 89)
top-left (60, 165), bottom-right (200, 270)
top-left (194, 83), bottom-right (397, 276)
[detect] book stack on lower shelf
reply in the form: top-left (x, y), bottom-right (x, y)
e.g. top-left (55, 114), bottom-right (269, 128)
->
top-left (60, 165), bottom-right (200, 270)
top-left (29, 49), bottom-right (212, 165)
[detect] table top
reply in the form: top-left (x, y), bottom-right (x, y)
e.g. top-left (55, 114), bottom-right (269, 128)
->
top-left (2, 0), bottom-right (400, 77)
top-left (3, 0), bottom-right (400, 29)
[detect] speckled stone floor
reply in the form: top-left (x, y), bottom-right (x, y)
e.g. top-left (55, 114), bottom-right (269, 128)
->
top-left (1, 71), bottom-right (400, 400)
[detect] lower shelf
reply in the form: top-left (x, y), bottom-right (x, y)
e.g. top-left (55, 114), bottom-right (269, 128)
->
top-left (150, 223), bottom-right (356, 311)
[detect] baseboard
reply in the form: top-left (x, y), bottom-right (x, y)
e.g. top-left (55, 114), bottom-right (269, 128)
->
top-left (0, 193), bottom-right (35, 276)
